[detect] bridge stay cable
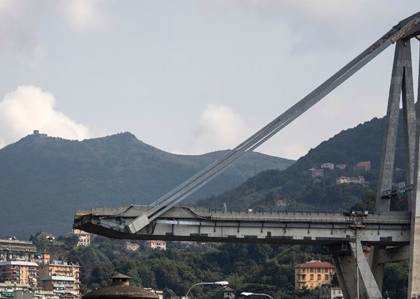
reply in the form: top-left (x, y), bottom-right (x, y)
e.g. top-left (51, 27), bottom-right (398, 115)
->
top-left (126, 13), bottom-right (420, 234)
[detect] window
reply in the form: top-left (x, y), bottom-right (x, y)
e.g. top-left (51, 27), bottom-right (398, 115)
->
top-left (317, 274), bottom-right (321, 280)
top-left (325, 274), bottom-right (329, 280)
top-left (310, 274), bottom-right (314, 280)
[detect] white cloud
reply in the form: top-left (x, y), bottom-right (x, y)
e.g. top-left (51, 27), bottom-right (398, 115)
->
top-left (0, 0), bottom-right (13, 12)
top-left (190, 104), bottom-right (248, 153)
top-left (60, 0), bottom-right (109, 31)
top-left (0, 86), bottom-right (91, 147)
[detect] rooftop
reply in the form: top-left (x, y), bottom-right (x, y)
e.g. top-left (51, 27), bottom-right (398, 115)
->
top-left (83, 285), bottom-right (159, 299)
top-left (42, 276), bottom-right (76, 282)
top-left (0, 261), bottom-right (38, 266)
top-left (296, 260), bottom-right (334, 269)
top-left (0, 239), bottom-right (34, 246)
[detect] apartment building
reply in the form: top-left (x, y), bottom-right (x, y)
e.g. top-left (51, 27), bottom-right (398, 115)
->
top-left (38, 254), bottom-right (80, 299)
top-left (295, 260), bottom-right (335, 290)
top-left (0, 239), bottom-right (37, 262)
top-left (0, 261), bottom-right (38, 287)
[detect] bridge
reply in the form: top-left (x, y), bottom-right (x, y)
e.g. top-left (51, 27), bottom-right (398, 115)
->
top-left (74, 12), bottom-right (420, 299)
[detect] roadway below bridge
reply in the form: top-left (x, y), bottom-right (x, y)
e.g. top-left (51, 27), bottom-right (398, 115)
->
top-left (74, 206), bottom-right (411, 246)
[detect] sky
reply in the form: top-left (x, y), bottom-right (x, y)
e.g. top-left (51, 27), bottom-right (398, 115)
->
top-left (0, 0), bottom-right (419, 159)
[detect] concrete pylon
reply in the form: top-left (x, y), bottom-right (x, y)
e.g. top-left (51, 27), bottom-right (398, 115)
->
top-left (331, 241), bottom-right (382, 299)
top-left (376, 40), bottom-right (416, 214)
top-left (408, 42), bottom-right (420, 299)
top-left (372, 39), bottom-right (417, 297)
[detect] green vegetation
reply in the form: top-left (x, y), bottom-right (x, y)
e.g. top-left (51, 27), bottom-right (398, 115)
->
top-left (53, 237), bottom-right (328, 298)
top-left (36, 235), bottom-right (407, 299)
top-left (198, 115), bottom-right (409, 213)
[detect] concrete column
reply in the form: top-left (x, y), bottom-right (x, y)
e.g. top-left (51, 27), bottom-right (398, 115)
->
top-left (401, 40), bottom-right (417, 197)
top-left (376, 41), bottom-right (406, 214)
top-left (373, 40), bottom-right (416, 297)
top-left (332, 247), bottom-right (358, 299)
top-left (331, 242), bottom-right (382, 299)
top-left (368, 247), bottom-right (385, 291)
top-left (350, 241), bottom-right (383, 299)
top-left (408, 41), bottom-right (420, 299)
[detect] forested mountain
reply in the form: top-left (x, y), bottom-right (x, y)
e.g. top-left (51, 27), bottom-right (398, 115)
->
top-left (197, 115), bottom-right (409, 211)
top-left (0, 132), bottom-right (293, 237)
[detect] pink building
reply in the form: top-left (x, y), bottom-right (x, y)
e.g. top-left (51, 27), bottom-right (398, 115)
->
top-left (355, 161), bottom-right (371, 171)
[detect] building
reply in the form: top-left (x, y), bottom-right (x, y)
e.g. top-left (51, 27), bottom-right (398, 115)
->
top-left (223, 287), bottom-right (235, 299)
top-left (72, 230), bottom-right (91, 248)
top-left (309, 168), bottom-right (324, 178)
top-left (0, 239), bottom-right (37, 262)
top-left (319, 285), bottom-right (343, 299)
top-left (14, 290), bottom-right (59, 299)
top-left (144, 289), bottom-right (163, 299)
top-left (145, 241), bottom-right (166, 251)
top-left (38, 254), bottom-right (80, 299)
top-left (320, 163), bottom-right (335, 170)
top-left (0, 282), bottom-right (27, 298)
top-left (125, 242), bottom-right (140, 252)
top-left (335, 164), bottom-right (347, 170)
top-left (336, 176), bottom-right (366, 185)
top-left (83, 273), bottom-right (158, 299)
top-left (33, 290), bottom-right (60, 299)
top-left (355, 161), bottom-right (371, 171)
top-left (295, 260), bottom-right (335, 290)
top-left (40, 276), bottom-right (78, 299)
top-left (32, 130), bottom-right (47, 137)
top-left (0, 261), bottom-right (38, 288)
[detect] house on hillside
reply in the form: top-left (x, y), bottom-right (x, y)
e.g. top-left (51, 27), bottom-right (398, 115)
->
top-left (336, 176), bottom-right (366, 185)
top-left (309, 168), bottom-right (324, 178)
top-left (336, 164), bottom-right (347, 170)
top-left (355, 161), bottom-right (371, 171)
top-left (73, 229), bottom-right (91, 247)
top-left (125, 241), bottom-right (140, 252)
top-left (145, 240), bottom-right (166, 251)
top-left (321, 163), bottom-right (335, 170)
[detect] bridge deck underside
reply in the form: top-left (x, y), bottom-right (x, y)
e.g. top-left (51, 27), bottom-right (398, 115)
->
top-left (74, 207), bottom-right (411, 246)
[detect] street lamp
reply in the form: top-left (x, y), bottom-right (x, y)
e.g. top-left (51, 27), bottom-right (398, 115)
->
top-left (185, 281), bottom-right (229, 298)
top-left (241, 292), bottom-right (274, 299)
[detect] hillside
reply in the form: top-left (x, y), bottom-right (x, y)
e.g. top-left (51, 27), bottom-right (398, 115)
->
top-left (0, 132), bottom-right (293, 237)
top-left (197, 115), bottom-right (409, 211)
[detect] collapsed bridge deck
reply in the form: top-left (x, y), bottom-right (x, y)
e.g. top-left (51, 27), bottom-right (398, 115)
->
top-left (74, 206), bottom-right (411, 246)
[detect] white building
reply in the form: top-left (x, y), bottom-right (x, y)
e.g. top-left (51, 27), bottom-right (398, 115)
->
top-left (125, 242), bottom-right (140, 252)
top-left (72, 230), bottom-right (91, 247)
top-left (145, 240), bottom-right (166, 251)
top-left (336, 164), bottom-right (347, 170)
top-left (319, 285), bottom-right (343, 299)
top-left (336, 176), bottom-right (365, 185)
top-left (320, 163), bottom-right (335, 170)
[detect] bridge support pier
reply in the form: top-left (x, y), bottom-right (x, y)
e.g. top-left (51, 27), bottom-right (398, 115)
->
top-left (368, 247), bottom-right (384, 292)
top-left (408, 42), bottom-right (420, 299)
top-left (331, 241), bottom-right (382, 299)
top-left (374, 38), bottom-right (420, 298)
